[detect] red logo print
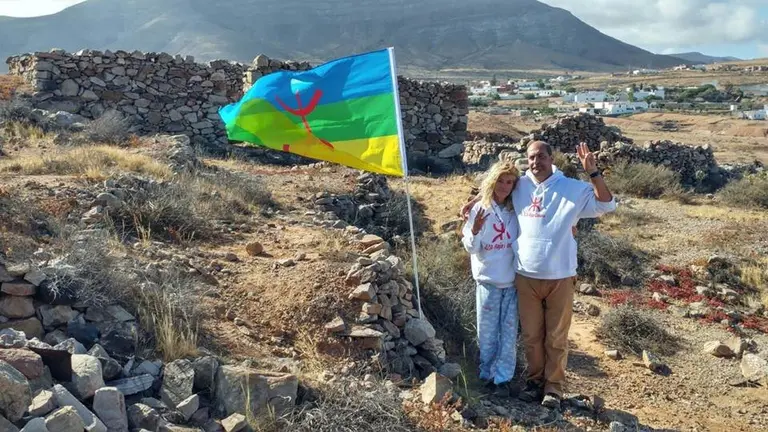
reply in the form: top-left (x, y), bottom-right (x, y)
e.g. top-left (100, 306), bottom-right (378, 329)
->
top-left (530, 196), bottom-right (543, 212)
top-left (492, 222), bottom-right (511, 243)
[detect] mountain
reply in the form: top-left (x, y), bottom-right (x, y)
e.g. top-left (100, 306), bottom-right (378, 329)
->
top-left (669, 52), bottom-right (742, 64)
top-left (0, 0), bottom-right (685, 72)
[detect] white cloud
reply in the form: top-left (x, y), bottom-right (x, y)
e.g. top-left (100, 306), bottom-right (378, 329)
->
top-left (0, 0), bottom-right (85, 17)
top-left (540, 0), bottom-right (767, 53)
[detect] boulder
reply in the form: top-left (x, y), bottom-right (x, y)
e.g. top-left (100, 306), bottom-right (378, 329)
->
top-left (28, 389), bottom-right (57, 417)
top-left (0, 296), bottom-right (35, 319)
top-left (192, 356), bottom-right (218, 391)
top-left (741, 354), bottom-right (768, 381)
top-left (19, 417), bottom-right (45, 431)
top-left (0, 360), bottom-right (31, 421)
top-left (51, 384), bottom-right (107, 432)
top-left (93, 387), bottom-right (129, 432)
top-left (0, 318), bottom-right (44, 340)
top-left (71, 354), bottom-right (105, 399)
top-left (160, 359), bottom-right (195, 408)
top-left (421, 372), bottom-right (453, 404)
top-left (45, 406), bottom-right (85, 432)
top-left (0, 414), bottom-right (19, 432)
top-left (0, 349), bottom-right (44, 379)
top-left (703, 341), bottom-right (734, 358)
top-left (126, 403), bottom-right (165, 431)
top-left (404, 319), bottom-right (436, 346)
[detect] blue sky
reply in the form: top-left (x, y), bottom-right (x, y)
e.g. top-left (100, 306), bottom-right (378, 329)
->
top-left (1, 0), bottom-right (766, 60)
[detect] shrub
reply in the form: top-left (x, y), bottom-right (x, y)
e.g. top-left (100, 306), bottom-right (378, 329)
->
top-left (0, 97), bottom-right (32, 123)
top-left (370, 190), bottom-right (427, 241)
top-left (283, 379), bottom-right (414, 432)
top-left (597, 305), bottom-right (682, 356)
top-left (83, 110), bottom-right (132, 144)
top-left (105, 170), bottom-right (274, 243)
top-left (52, 230), bottom-right (201, 361)
top-left (576, 230), bottom-right (648, 287)
top-left (605, 162), bottom-right (690, 201)
top-left (718, 173), bottom-right (768, 209)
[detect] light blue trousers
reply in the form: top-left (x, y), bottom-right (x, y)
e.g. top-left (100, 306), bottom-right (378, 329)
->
top-left (476, 283), bottom-right (519, 385)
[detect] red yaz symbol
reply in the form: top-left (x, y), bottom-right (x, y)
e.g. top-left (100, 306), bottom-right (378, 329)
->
top-left (530, 196), bottom-right (543, 212)
top-left (492, 222), bottom-right (510, 243)
top-left (275, 89), bottom-right (334, 150)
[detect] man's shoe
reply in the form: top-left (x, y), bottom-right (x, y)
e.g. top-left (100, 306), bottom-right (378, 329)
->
top-left (517, 381), bottom-right (543, 402)
top-left (541, 393), bottom-right (561, 410)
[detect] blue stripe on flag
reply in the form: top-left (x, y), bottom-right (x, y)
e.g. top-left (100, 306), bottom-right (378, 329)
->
top-left (220, 48), bottom-right (394, 124)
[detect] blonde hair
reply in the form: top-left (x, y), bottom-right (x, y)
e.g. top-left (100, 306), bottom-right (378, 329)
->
top-left (479, 161), bottom-right (519, 210)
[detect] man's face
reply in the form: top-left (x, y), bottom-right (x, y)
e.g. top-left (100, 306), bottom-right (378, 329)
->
top-left (527, 143), bottom-right (553, 178)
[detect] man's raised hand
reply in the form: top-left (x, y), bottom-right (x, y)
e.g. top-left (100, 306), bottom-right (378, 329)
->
top-left (577, 142), bottom-right (598, 175)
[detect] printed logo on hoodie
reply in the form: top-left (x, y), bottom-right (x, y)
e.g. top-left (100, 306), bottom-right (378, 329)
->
top-left (522, 195), bottom-right (546, 218)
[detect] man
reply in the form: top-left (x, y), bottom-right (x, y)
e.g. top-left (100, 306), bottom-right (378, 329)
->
top-left (462, 141), bottom-right (616, 409)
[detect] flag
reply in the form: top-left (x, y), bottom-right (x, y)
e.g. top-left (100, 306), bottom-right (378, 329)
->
top-left (219, 48), bottom-right (406, 177)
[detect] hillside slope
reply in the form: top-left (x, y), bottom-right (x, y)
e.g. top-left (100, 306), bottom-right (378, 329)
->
top-left (0, 0), bottom-right (684, 72)
top-left (670, 52), bottom-right (742, 64)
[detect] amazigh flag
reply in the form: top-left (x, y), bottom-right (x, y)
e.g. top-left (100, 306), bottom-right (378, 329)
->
top-left (219, 48), bottom-right (406, 177)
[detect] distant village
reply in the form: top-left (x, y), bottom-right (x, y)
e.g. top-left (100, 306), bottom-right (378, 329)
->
top-left (468, 63), bottom-right (768, 121)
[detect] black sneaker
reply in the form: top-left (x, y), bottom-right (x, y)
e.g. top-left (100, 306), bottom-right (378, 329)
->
top-left (492, 381), bottom-right (513, 398)
top-left (541, 393), bottom-right (561, 410)
top-left (517, 381), bottom-right (544, 402)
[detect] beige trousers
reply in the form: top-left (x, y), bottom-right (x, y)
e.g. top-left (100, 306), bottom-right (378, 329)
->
top-left (515, 273), bottom-right (575, 397)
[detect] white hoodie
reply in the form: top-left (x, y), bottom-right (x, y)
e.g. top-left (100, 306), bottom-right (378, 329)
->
top-left (512, 166), bottom-right (617, 280)
top-left (462, 201), bottom-right (519, 288)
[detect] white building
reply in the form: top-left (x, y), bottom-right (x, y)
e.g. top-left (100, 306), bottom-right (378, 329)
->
top-left (632, 69), bottom-right (660, 75)
top-left (562, 91), bottom-right (609, 103)
top-left (593, 101), bottom-right (649, 115)
top-left (516, 81), bottom-right (540, 90)
top-left (628, 87), bottom-right (666, 100)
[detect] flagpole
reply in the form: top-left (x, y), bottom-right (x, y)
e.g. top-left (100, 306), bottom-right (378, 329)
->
top-left (387, 47), bottom-right (424, 321)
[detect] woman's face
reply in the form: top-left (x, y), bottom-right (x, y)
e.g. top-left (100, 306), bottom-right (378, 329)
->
top-left (494, 173), bottom-right (517, 200)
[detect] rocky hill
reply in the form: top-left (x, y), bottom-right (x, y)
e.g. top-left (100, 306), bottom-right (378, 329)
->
top-left (670, 52), bottom-right (742, 65)
top-left (0, 0), bottom-right (684, 72)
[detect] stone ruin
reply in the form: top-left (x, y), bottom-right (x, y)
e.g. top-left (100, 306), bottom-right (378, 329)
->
top-left (5, 49), bottom-right (469, 172)
top-left (462, 112), bottom-right (763, 192)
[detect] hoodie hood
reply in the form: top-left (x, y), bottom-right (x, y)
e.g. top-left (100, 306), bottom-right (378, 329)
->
top-left (526, 164), bottom-right (564, 188)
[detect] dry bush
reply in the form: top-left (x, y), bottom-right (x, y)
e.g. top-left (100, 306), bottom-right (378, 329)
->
top-left (576, 230), bottom-right (649, 287)
top-left (718, 173), bottom-right (768, 210)
top-left (0, 145), bottom-right (172, 179)
top-left (398, 235), bottom-right (476, 354)
top-left (0, 97), bottom-right (32, 123)
top-left (82, 110), bottom-right (132, 144)
top-left (597, 305), bottom-right (682, 356)
top-left (605, 162), bottom-right (691, 202)
top-left (106, 170), bottom-right (273, 243)
top-left (53, 231), bottom-right (201, 361)
top-left (739, 257), bottom-right (768, 309)
top-left (282, 380), bottom-right (414, 432)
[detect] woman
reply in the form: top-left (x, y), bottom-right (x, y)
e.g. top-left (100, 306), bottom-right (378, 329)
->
top-left (461, 161), bottom-right (520, 394)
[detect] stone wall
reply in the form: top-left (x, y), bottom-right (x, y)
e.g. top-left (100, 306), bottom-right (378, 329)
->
top-left (5, 49), bottom-right (253, 148)
top-left (522, 112), bottom-right (631, 152)
top-left (7, 49), bottom-right (469, 172)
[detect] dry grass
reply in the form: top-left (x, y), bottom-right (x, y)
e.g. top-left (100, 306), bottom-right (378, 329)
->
top-left (0, 145), bottom-right (172, 179)
top-left (1, 120), bottom-right (46, 142)
top-left (391, 175), bottom-right (473, 233)
top-left (283, 379), bottom-right (414, 432)
top-left (717, 173), bottom-right (768, 210)
top-left (577, 230), bottom-right (649, 287)
top-left (82, 110), bottom-right (132, 144)
top-left (140, 290), bottom-right (199, 362)
top-left (605, 162), bottom-right (691, 202)
top-left (106, 170), bottom-right (273, 243)
top-left (597, 306), bottom-right (682, 357)
top-left (739, 257), bottom-right (768, 309)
